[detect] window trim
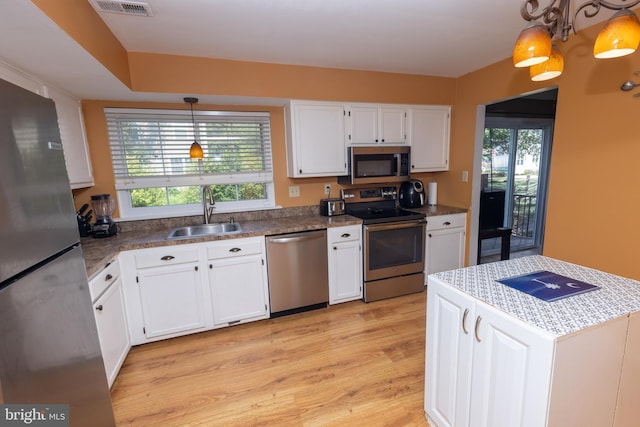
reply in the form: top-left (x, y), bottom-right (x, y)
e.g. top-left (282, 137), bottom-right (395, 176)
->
top-left (104, 107), bottom-right (275, 220)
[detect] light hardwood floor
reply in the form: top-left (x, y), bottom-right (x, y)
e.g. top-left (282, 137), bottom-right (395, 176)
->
top-left (110, 292), bottom-right (430, 426)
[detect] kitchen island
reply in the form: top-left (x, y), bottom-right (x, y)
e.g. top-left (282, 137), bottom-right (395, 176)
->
top-left (425, 255), bottom-right (640, 427)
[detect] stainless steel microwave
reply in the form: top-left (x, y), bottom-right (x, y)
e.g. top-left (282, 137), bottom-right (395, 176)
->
top-left (338, 146), bottom-right (410, 185)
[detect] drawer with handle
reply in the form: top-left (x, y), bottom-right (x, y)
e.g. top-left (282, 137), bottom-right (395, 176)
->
top-left (89, 258), bottom-right (120, 302)
top-left (206, 236), bottom-right (263, 260)
top-left (426, 213), bottom-right (466, 231)
top-left (327, 226), bottom-right (361, 243)
top-left (134, 247), bottom-right (199, 269)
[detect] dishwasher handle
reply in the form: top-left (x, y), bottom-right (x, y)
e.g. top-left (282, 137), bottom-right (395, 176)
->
top-left (267, 230), bottom-right (325, 244)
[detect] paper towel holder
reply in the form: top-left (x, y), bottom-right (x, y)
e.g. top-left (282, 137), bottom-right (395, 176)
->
top-left (427, 181), bottom-right (438, 206)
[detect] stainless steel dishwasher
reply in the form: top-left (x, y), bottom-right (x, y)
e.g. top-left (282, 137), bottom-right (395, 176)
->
top-left (266, 229), bottom-right (329, 317)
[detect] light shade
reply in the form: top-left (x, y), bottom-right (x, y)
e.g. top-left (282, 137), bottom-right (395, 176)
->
top-left (594, 8), bottom-right (640, 59)
top-left (513, 21), bottom-right (552, 67)
top-left (530, 44), bottom-right (564, 81)
top-left (189, 141), bottom-right (203, 158)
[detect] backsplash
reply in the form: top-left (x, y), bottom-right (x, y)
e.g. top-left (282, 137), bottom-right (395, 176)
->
top-left (117, 205), bottom-right (320, 233)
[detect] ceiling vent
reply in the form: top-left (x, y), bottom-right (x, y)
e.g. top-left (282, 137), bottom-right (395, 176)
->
top-left (90, 0), bottom-right (153, 17)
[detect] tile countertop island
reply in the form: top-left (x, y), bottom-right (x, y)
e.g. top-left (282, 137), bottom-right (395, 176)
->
top-left (81, 204), bottom-right (467, 278)
top-left (425, 255), bottom-right (640, 427)
top-left (431, 255), bottom-right (640, 335)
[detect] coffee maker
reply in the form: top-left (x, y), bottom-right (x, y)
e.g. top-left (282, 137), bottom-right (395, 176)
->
top-left (91, 194), bottom-right (117, 238)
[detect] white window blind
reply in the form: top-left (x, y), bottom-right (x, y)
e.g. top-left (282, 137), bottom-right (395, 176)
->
top-left (105, 108), bottom-right (273, 190)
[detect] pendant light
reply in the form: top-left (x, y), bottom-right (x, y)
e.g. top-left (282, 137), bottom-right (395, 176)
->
top-left (514, 0), bottom-right (640, 82)
top-left (594, 8), bottom-right (640, 59)
top-left (513, 21), bottom-right (552, 68)
top-left (530, 43), bottom-right (564, 81)
top-left (184, 97), bottom-right (203, 159)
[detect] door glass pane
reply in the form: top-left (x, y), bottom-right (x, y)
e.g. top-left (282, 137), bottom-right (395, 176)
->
top-left (512, 129), bottom-right (543, 249)
top-left (482, 124), bottom-right (547, 256)
top-left (482, 128), bottom-right (511, 192)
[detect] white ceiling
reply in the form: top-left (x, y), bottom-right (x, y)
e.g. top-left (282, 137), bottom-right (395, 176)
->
top-left (0, 0), bottom-right (616, 105)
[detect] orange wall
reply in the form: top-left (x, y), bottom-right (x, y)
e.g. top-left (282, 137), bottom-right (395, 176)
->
top-left (455, 27), bottom-right (640, 279)
top-left (32, 0), bottom-right (131, 87)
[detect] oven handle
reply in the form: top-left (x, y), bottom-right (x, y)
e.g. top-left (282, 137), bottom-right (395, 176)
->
top-left (365, 219), bottom-right (425, 232)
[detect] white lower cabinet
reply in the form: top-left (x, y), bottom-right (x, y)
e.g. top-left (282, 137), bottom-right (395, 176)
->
top-left (206, 237), bottom-right (269, 327)
top-left (425, 277), bottom-right (630, 427)
top-left (121, 246), bottom-right (209, 345)
top-left (327, 225), bottom-right (363, 304)
top-left (137, 261), bottom-right (207, 339)
top-left (89, 259), bottom-right (130, 388)
top-left (121, 236), bottom-right (270, 345)
top-left (425, 213), bottom-right (466, 277)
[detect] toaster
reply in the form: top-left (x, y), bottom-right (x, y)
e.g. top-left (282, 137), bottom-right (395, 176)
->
top-left (320, 198), bottom-right (345, 216)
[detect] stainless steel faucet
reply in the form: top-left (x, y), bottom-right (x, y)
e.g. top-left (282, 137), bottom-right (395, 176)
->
top-left (202, 185), bottom-right (215, 224)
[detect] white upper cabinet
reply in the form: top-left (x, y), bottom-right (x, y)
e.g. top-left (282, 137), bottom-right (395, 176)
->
top-left (0, 60), bottom-right (94, 188)
top-left (46, 86), bottom-right (94, 189)
top-left (285, 100), bottom-right (348, 178)
top-left (347, 104), bottom-right (407, 145)
top-left (408, 106), bottom-right (451, 172)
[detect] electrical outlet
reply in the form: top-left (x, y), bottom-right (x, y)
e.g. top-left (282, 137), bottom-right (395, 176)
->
top-left (288, 185), bottom-right (300, 197)
top-left (324, 184), bottom-right (331, 196)
top-left (462, 170), bottom-right (469, 183)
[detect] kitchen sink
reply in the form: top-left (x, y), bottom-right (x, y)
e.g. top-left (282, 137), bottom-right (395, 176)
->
top-left (166, 223), bottom-right (242, 240)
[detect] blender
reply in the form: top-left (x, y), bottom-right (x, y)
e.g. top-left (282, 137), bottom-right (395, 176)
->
top-left (91, 194), bottom-right (117, 237)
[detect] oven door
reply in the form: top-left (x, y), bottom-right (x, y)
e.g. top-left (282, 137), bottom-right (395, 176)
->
top-left (364, 219), bottom-right (425, 282)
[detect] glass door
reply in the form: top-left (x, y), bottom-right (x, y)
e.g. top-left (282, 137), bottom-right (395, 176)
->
top-left (482, 118), bottom-right (553, 256)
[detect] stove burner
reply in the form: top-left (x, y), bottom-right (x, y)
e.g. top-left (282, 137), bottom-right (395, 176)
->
top-left (347, 203), bottom-right (425, 225)
top-left (342, 185), bottom-right (426, 224)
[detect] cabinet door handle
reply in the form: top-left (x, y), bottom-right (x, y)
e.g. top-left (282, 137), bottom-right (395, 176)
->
top-left (160, 255), bottom-right (175, 261)
top-left (341, 233), bottom-right (351, 238)
top-left (333, 246), bottom-right (337, 250)
top-left (443, 221), bottom-right (451, 226)
top-left (462, 308), bottom-right (469, 334)
top-left (428, 233), bottom-right (432, 238)
top-left (474, 315), bottom-right (482, 342)
top-left (229, 247), bottom-right (242, 253)
top-left (104, 274), bottom-right (113, 281)
top-left (195, 266), bottom-right (198, 271)
top-left (95, 305), bottom-right (103, 311)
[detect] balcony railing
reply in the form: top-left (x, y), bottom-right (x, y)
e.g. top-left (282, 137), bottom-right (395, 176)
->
top-left (512, 194), bottom-right (536, 239)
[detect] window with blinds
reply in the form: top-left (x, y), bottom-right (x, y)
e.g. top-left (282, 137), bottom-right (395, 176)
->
top-left (104, 108), bottom-right (275, 219)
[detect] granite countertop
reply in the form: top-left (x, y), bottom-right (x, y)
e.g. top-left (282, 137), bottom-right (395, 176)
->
top-left (81, 212), bottom-right (360, 278)
top-left (81, 203), bottom-right (467, 279)
top-left (432, 255), bottom-right (640, 336)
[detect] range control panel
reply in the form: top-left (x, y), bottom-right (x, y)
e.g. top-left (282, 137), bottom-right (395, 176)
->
top-left (341, 186), bottom-right (398, 203)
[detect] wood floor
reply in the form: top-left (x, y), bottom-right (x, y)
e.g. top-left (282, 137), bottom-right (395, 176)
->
top-left (110, 292), bottom-right (430, 426)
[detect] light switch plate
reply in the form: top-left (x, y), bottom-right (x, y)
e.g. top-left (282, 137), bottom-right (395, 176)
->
top-left (462, 170), bottom-right (469, 182)
top-left (289, 185), bottom-right (300, 197)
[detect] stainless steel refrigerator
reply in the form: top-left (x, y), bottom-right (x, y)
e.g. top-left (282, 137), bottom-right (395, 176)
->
top-left (0, 78), bottom-right (115, 425)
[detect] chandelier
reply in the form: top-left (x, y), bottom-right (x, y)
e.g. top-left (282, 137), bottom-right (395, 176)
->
top-left (513, 0), bottom-right (640, 81)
